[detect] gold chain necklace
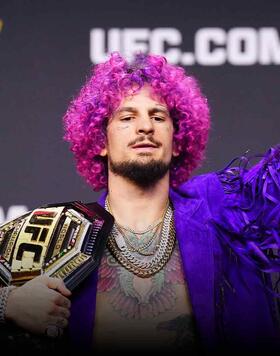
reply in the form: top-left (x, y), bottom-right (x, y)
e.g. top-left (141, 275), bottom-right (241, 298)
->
top-left (105, 196), bottom-right (176, 278)
top-left (117, 223), bottom-right (161, 256)
top-left (106, 196), bottom-right (168, 255)
top-left (106, 197), bottom-right (169, 235)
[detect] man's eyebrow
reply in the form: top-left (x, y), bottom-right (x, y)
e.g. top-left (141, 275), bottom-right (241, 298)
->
top-left (116, 107), bottom-right (138, 114)
top-left (116, 107), bottom-right (170, 116)
top-left (148, 107), bottom-right (169, 116)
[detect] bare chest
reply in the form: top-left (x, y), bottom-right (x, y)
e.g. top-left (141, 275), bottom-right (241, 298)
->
top-left (93, 245), bottom-right (199, 352)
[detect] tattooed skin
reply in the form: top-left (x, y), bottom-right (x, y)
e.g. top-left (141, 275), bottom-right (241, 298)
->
top-left (99, 246), bottom-right (182, 318)
top-left (157, 314), bottom-right (199, 351)
top-left (93, 232), bottom-right (200, 353)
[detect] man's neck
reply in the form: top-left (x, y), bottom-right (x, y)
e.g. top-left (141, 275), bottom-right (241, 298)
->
top-left (107, 172), bottom-right (170, 232)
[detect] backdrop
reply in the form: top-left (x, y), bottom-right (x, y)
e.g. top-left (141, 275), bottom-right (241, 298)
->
top-left (1, 0), bottom-right (279, 223)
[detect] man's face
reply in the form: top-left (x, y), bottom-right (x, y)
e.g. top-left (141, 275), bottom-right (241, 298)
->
top-left (101, 86), bottom-right (176, 186)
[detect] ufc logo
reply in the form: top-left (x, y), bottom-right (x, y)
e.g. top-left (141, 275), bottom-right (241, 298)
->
top-left (12, 209), bottom-right (60, 271)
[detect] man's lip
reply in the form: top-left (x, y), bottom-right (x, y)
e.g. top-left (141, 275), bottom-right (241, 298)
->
top-left (131, 143), bottom-right (158, 148)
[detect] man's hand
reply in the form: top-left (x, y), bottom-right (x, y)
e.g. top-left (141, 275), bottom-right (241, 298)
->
top-left (4, 275), bottom-right (72, 336)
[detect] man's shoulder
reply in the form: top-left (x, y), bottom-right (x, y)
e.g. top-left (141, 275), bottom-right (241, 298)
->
top-left (172, 171), bottom-right (223, 199)
top-left (170, 171), bottom-right (226, 220)
top-left (182, 171), bottom-right (216, 188)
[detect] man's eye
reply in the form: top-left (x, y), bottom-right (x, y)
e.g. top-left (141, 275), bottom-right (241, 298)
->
top-left (120, 117), bottom-right (133, 121)
top-left (153, 116), bottom-right (165, 122)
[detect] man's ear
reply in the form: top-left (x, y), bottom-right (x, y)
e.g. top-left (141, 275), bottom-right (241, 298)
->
top-left (172, 144), bottom-right (180, 157)
top-left (100, 147), bottom-right (107, 157)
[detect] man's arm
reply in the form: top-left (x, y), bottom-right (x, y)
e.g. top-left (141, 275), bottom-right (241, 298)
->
top-left (214, 144), bottom-right (280, 275)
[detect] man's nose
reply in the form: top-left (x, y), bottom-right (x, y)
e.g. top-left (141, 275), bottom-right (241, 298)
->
top-left (136, 117), bottom-right (154, 135)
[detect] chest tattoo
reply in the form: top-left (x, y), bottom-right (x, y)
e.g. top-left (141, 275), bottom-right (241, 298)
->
top-left (97, 244), bottom-right (186, 319)
top-left (157, 314), bottom-right (199, 351)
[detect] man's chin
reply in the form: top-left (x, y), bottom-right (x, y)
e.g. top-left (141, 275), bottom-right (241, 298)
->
top-left (109, 158), bottom-right (170, 188)
top-left (134, 152), bottom-right (155, 159)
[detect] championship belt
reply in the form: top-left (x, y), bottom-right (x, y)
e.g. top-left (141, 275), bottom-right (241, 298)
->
top-left (0, 201), bottom-right (114, 290)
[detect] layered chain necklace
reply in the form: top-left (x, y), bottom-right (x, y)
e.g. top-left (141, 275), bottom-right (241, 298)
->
top-left (105, 196), bottom-right (176, 278)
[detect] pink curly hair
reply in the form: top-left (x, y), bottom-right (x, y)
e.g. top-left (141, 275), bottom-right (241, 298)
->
top-left (63, 52), bottom-right (210, 191)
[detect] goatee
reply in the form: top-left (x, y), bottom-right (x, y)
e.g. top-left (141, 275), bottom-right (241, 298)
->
top-left (109, 158), bottom-right (170, 188)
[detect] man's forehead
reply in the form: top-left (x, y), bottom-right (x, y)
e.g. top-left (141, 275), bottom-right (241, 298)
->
top-left (116, 104), bottom-right (168, 114)
top-left (115, 87), bottom-right (168, 112)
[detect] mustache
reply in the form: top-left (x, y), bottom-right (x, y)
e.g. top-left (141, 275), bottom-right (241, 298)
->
top-left (128, 136), bottom-right (161, 147)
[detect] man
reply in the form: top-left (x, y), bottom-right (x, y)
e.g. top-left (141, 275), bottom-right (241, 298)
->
top-left (1, 52), bottom-right (280, 354)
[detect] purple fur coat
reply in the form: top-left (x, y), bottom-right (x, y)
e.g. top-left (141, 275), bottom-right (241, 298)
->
top-left (68, 146), bottom-right (280, 353)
